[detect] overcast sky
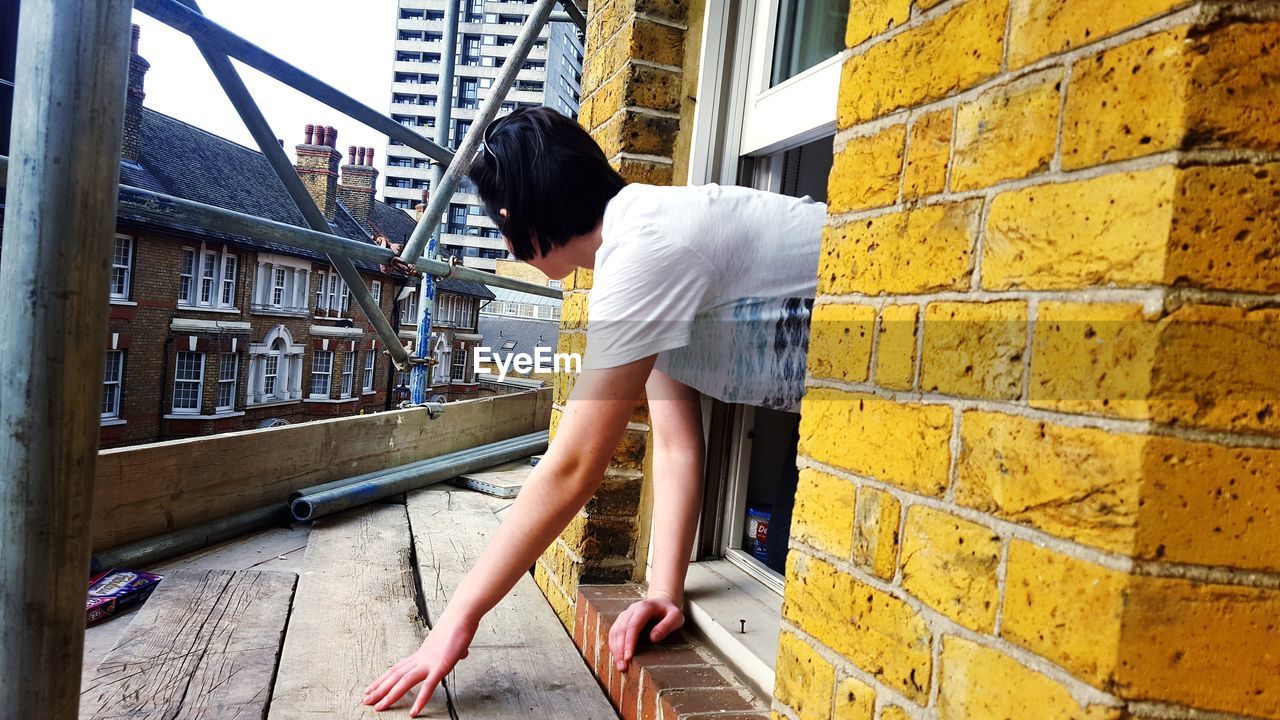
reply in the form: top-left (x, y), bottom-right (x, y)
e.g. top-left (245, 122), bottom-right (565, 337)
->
top-left (132, 0), bottom-right (399, 197)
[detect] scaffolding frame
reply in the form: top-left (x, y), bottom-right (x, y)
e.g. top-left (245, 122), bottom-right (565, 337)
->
top-left (0, 0), bottom-right (581, 713)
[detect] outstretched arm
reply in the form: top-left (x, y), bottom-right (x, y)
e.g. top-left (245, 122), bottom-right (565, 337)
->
top-left (364, 355), bottom-right (656, 716)
top-left (608, 368), bottom-right (704, 671)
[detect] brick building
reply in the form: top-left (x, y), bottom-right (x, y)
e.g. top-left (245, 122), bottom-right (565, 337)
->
top-left (532, 1), bottom-right (1280, 719)
top-left (29, 27), bottom-right (494, 448)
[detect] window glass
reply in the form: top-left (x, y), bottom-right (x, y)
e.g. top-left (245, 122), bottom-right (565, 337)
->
top-left (102, 350), bottom-right (124, 419)
top-left (363, 352), bottom-right (376, 391)
top-left (341, 353), bottom-right (355, 398)
top-left (110, 236), bottom-right (132, 300)
top-left (770, 0), bottom-right (850, 86)
top-left (173, 351), bottom-right (205, 413)
top-left (217, 353), bottom-right (238, 410)
top-left (310, 351), bottom-right (333, 397)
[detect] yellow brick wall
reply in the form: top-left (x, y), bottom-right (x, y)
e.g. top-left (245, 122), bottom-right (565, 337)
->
top-left (778, 1), bottom-right (1280, 719)
top-left (534, 0), bottom-right (702, 628)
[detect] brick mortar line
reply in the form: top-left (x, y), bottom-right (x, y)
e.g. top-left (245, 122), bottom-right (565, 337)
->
top-left (943, 98), bottom-right (959, 195)
top-left (967, 194), bottom-right (991, 292)
top-left (1126, 699), bottom-right (1270, 720)
top-left (624, 104), bottom-right (682, 120)
top-left (895, 113), bottom-right (913, 207)
top-left (610, 151), bottom-right (676, 165)
top-left (802, 376), bottom-right (1280, 451)
top-left (910, 300), bottom-right (926, 391)
top-left (992, 536), bottom-right (1012, 635)
top-left (634, 10), bottom-right (689, 31)
top-left (1017, 297), bottom-right (1039, 404)
top-left (943, 409), bottom-right (963, 503)
top-left (534, 556), bottom-right (576, 604)
top-left (812, 288), bottom-right (1167, 310)
top-left (867, 302), bottom-right (885, 387)
top-left (800, 454), bottom-right (1280, 588)
top-left (583, 58), bottom-right (685, 130)
top-left (785, 540), bottom-right (1125, 710)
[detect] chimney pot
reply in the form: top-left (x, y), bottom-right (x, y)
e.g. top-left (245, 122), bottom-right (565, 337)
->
top-left (131, 24), bottom-right (141, 54)
top-left (347, 145), bottom-right (357, 165)
top-left (278, 138), bottom-right (284, 148)
top-left (366, 148), bottom-right (375, 165)
top-left (326, 126), bottom-right (337, 147)
top-left (357, 147), bottom-right (366, 165)
top-left (304, 124), bottom-right (314, 145)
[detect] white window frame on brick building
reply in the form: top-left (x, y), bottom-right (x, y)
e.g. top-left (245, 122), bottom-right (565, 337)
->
top-left (247, 325), bottom-right (304, 406)
top-left (171, 351), bottom-right (205, 414)
top-left (432, 333), bottom-right (451, 385)
top-left (434, 294), bottom-right (476, 328)
top-left (309, 350), bottom-right (334, 399)
top-left (101, 349), bottom-right (125, 421)
top-left (371, 280), bottom-right (382, 305)
top-left (110, 235), bottom-right (133, 303)
top-left (363, 350), bottom-right (376, 393)
top-left (674, 0), bottom-right (847, 696)
top-left (314, 270), bottom-right (351, 319)
top-left (340, 351), bottom-right (355, 398)
top-left (450, 342), bottom-right (474, 384)
top-left (399, 287), bottom-right (419, 325)
top-left (250, 253), bottom-right (312, 316)
top-left (216, 353), bottom-right (238, 412)
top-left (178, 243), bottom-right (240, 311)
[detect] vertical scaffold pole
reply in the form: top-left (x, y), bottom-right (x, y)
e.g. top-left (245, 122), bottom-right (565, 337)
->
top-left (0, 0), bottom-right (134, 716)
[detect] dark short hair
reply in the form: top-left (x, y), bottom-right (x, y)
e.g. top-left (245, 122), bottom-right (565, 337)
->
top-left (468, 107), bottom-right (625, 261)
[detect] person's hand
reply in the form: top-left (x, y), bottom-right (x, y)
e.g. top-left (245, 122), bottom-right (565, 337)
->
top-left (363, 614), bottom-right (478, 716)
top-left (607, 591), bottom-right (684, 672)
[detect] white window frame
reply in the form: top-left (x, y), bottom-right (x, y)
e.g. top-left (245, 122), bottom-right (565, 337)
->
top-left (432, 333), bottom-right (451, 385)
top-left (371, 280), bottom-right (382, 305)
top-left (216, 352), bottom-right (238, 411)
top-left (340, 352), bottom-right (355, 398)
top-left (102, 349), bottom-right (124, 420)
top-left (247, 325), bottom-right (305, 405)
top-left (315, 271), bottom-right (350, 319)
top-left (110, 235), bottom-right (133, 302)
top-left (172, 351), bottom-right (205, 414)
top-left (400, 289), bottom-right (419, 325)
top-left (272, 267), bottom-right (287, 307)
top-left (450, 343), bottom-right (471, 383)
top-left (310, 350), bottom-right (333, 398)
top-left (179, 243), bottom-right (238, 310)
top-left (363, 351), bottom-right (376, 392)
top-left (262, 353), bottom-right (279, 398)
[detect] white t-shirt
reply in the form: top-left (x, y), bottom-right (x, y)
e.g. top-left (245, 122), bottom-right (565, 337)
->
top-left (583, 183), bottom-right (825, 412)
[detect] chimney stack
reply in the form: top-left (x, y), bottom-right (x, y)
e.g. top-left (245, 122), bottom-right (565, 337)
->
top-left (338, 144), bottom-right (379, 230)
top-left (121, 24), bottom-right (150, 163)
top-left (294, 122), bottom-right (342, 220)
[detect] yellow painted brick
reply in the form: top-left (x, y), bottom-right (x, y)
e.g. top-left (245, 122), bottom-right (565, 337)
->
top-left (902, 108), bottom-right (952, 200)
top-left (956, 411), bottom-right (1142, 554)
top-left (838, 0), bottom-right (1007, 127)
top-left (549, 405), bottom-right (563, 436)
top-left (1137, 435), bottom-right (1280, 572)
top-left (1168, 162), bottom-right (1280, 294)
top-left (853, 486), bottom-right (901, 580)
top-left (613, 156), bottom-right (675, 185)
top-left (920, 301), bottom-right (1028, 400)
top-left (808, 302), bottom-right (875, 383)
top-left (1007, 0), bottom-right (1188, 69)
top-left (899, 507), bottom-right (1002, 633)
top-left (1001, 541), bottom-right (1126, 686)
top-left (875, 304), bottom-right (918, 390)
top-left (829, 123), bottom-right (907, 212)
top-left (938, 636), bottom-right (1122, 720)
top-left (819, 200), bottom-right (980, 295)
top-left (565, 268), bottom-right (593, 291)
top-left (800, 389), bottom-right (954, 497)
top-left (793, 468), bottom-right (858, 558)
top-left (534, 561), bottom-right (576, 629)
top-left (833, 676), bottom-right (875, 720)
top-left (880, 707), bottom-right (910, 720)
top-left (783, 553), bottom-right (933, 703)
top-left (776, 632), bottom-right (837, 720)
top-left (1186, 22), bottom-right (1280, 153)
top-left (959, 409), bottom-right (1280, 570)
top-left (561, 291), bottom-right (589, 330)
top-left (1118, 576), bottom-right (1280, 717)
top-left (1029, 302), bottom-right (1158, 419)
top-left (846, 0), bottom-right (912, 47)
top-left (982, 167), bottom-right (1175, 290)
top-left (951, 69), bottom-right (1061, 191)
top-left (591, 61), bottom-right (682, 119)
top-left (591, 108), bottom-right (681, 159)
top-left (1062, 27), bottom-right (1192, 169)
top-left (1149, 304), bottom-right (1280, 435)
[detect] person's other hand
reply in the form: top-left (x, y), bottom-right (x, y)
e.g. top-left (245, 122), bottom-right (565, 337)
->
top-left (607, 592), bottom-right (684, 672)
top-left (363, 615), bottom-right (478, 716)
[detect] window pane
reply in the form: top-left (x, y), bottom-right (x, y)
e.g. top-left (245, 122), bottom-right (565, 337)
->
top-left (263, 355), bottom-right (279, 396)
top-left (110, 237), bottom-right (132, 299)
top-left (173, 351), bottom-right (204, 412)
top-left (770, 0), bottom-right (849, 86)
top-left (311, 351), bottom-right (333, 396)
top-left (101, 350), bottom-right (123, 418)
top-left (217, 353), bottom-right (237, 409)
top-left (221, 255), bottom-right (238, 306)
top-left (179, 249), bottom-right (195, 303)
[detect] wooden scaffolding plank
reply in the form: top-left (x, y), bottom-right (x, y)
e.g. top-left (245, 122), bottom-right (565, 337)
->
top-left (79, 568), bottom-right (296, 720)
top-left (407, 487), bottom-right (617, 720)
top-left (269, 503), bottom-right (448, 719)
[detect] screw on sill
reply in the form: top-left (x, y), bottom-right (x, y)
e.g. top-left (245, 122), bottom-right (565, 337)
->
top-left (739, 619), bottom-right (746, 634)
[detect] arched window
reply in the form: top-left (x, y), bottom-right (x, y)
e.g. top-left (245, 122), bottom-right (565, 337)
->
top-left (248, 325), bottom-right (303, 404)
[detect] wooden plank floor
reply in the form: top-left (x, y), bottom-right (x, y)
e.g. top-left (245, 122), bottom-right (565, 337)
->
top-left (79, 489), bottom-right (613, 719)
top-left (267, 502), bottom-right (449, 719)
top-left (408, 487), bottom-right (618, 719)
top-left (79, 568), bottom-right (296, 719)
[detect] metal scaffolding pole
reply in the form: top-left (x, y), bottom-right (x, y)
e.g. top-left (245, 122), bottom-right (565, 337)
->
top-left (398, 0), bottom-right (560, 264)
top-left (0, 155), bottom-right (564, 300)
top-left (132, 0), bottom-right (456, 166)
top-left (0, 0), bottom-right (134, 716)
top-left (176, 0), bottom-right (411, 368)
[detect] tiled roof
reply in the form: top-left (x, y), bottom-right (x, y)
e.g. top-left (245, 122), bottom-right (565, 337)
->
top-left (477, 315), bottom-right (560, 363)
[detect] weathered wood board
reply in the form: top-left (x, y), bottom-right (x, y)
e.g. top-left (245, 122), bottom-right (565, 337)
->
top-left (406, 487), bottom-right (617, 719)
top-left (450, 459), bottom-right (535, 498)
top-left (268, 503), bottom-right (448, 719)
top-left (79, 568), bottom-right (296, 719)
